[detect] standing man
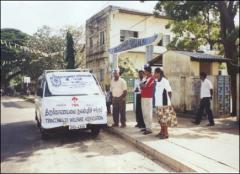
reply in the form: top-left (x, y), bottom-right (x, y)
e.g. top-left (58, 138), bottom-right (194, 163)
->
top-left (110, 69), bottom-right (127, 128)
top-left (134, 70), bottom-right (146, 129)
top-left (140, 64), bottom-right (155, 135)
top-left (192, 72), bottom-right (215, 126)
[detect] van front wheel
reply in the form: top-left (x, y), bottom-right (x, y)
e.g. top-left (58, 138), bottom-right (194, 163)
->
top-left (91, 128), bottom-right (100, 136)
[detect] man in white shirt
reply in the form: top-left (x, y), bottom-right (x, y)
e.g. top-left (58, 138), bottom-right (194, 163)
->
top-left (110, 69), bottom-right (127, 128)
top-left (192, 72), bottom-right (215, 126)
top-left (134, 70), bottom-right (146, 128)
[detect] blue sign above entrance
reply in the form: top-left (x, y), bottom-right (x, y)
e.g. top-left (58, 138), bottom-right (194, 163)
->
top-left (108, 34), bottom-right (161, 54)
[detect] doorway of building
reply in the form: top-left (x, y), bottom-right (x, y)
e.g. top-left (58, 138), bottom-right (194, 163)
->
top-left (200, 62), bottom-right (211, 75)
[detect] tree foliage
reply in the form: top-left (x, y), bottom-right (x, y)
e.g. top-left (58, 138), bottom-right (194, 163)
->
top-left (154, 1), bottom-right (239, 67)
top-left (26, 25), bottom-right (85, 82)
top-left (1, 28), bottom-right (30, 88)
top-left (119, 58), bottom-right (138, 77)
top-left (60, 25), bottom-right (85, 68)
top-left (26, 25), bottom-right (66, 82)
top-left (166, 14), bottom-right (221, 52)
top-left (1, 25), bottom-right (86, 89)
top-left (66, 31), bottom-right (75, 69)
top-left (154, 1), bottom-right (239, 114)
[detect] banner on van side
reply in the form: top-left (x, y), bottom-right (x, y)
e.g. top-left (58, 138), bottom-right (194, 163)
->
top-left (41, 95), bottom-right (107, 129)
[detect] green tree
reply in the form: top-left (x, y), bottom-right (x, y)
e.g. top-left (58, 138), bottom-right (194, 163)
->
top-left (26, 26), bottom-right (66, 82)
top-left (119, 58), bottom-right (138, 77)
top-left (154, 1), bottom-right (239, 115)
top-left (65, 31), bottom-right (75, 69)
top-left (1, 28), bottom-right (30, 88)
top-left (24, 25), bottom-right (85, 82)
top-left (166, 14), bottom-right (221, 51)
top-left (60, 25), bottom-right (85, 68)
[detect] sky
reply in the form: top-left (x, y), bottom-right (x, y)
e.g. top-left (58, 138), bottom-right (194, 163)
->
top-left (1, 1), bottom-right (239, 36)
top-left (1, 1), bottom-right (158, 35)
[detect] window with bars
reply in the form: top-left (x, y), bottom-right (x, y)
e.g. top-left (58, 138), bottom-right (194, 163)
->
top-left (99, 69), bottom-right (104, 82)
top-left (162, 34), bottom-right (170, 46)
top-left (120, 30), bottom-right (139, 42)
top-left (99, 31), bottom-right (105, 45)
top-left (157, 35), bottom-right (170, 46)
top-left (89, 37), bottom-right (93, 48)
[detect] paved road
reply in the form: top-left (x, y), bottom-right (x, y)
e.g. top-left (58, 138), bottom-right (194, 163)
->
top-left (1, 96), bottom-right (173, 173)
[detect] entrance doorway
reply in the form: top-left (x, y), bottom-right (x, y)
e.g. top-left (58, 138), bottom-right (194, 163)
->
top-left (200, 62), bottom-right (211, 75)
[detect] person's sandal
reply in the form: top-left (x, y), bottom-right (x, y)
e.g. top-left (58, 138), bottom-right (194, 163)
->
top-left (111, 124), bottom-right (119, 127)
top-left (159, 135), bottom-right (169, 139)
top-left (155, 133), bottom-right (163, 137)
top-left (206, 123), bottom-right (215, 126)
top-left (143, 130), bottom-right (152, 135)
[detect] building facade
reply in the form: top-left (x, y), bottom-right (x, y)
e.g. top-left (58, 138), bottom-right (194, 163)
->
top-left (86, 6), bottom-right (173, 89)
top-left (161, 50), bottom-right (230, 117)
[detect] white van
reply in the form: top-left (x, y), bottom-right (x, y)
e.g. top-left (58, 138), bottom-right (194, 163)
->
top-left (35, 69), bottom-right (107, 139)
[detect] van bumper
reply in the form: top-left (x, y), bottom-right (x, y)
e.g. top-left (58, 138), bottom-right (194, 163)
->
top-left (41, 123), bottom-right (108, 133)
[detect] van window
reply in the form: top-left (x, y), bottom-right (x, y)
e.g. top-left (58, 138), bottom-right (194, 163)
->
top-left (36, 79), bottom-right (43, 97)
top-left (44, 82), bottom-right (52, 97)
top-left (45, 72), bottom-right (101, 96)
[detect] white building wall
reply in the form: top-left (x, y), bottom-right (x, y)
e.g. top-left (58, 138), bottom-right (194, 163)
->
top-left (109, 11), bottom-right (174, 53)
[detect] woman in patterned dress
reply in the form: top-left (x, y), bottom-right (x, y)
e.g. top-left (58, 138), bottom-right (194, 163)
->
top-left (154, 68), bottom-right (177, 139)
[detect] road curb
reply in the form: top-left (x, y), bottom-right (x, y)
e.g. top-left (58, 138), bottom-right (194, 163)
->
top-left (105, 127), bottom-right (196, 172)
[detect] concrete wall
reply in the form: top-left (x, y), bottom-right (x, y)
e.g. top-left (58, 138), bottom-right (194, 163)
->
top-left (190, 61), bottom-right (228, 76)
top-left (163, 51), bottom-right (192, 77)
top-left (168, 76), bottom-right (201, 113)
top-left (109, 11), bottom-right (174, 72)
top-left (167, 76), bottom-right (186, 112)
top-left (168, 75), bottom-right (230, 118)
top-left (212, 62), bottom-right (219, 75)
top-left (211, 62), bottom-right (228, 75)
top-left (109, 11), bottom-right (173, 50)
top-left (190, 61), bottom-right (200, 76)
top-left (162, 51), bottom-right (230, 117)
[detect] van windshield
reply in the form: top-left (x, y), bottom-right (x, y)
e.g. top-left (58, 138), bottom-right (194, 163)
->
top-left (45, 72), bottom-right (101, 96)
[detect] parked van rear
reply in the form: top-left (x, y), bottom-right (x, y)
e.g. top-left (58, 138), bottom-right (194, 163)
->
top-left (35, 69), bottom-right (107, 139)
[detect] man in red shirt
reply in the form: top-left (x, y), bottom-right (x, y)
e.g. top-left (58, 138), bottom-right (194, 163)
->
top-left (140, 64), bottom-right (155, 135)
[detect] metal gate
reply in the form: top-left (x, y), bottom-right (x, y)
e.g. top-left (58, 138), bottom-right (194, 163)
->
top-left (122, 77), bottom-right (135, 103)
top-left (217, 75), bottom-right (231, 116)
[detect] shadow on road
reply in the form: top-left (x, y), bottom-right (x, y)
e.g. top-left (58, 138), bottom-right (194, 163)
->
top-left (2, 101), bottom-right (34, 109)
top-left (1, 120), bottom-right (118, 164)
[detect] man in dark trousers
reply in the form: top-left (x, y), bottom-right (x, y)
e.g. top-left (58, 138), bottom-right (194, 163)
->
top-left (192, 72), bottom-right (215, 126)
top-left (134, 70), bottom-right (146, 129)
top-left (110, 69), bottom-right (128, 128)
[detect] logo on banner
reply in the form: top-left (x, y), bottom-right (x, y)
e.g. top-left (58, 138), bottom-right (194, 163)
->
top-left (50, 75), bottom-right (61, 87)
top-left (72, 96), bottom-right (79, 107)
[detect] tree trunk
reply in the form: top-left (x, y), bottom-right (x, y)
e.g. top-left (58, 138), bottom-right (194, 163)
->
top-left (218, 2), bottom-right (238, 115)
